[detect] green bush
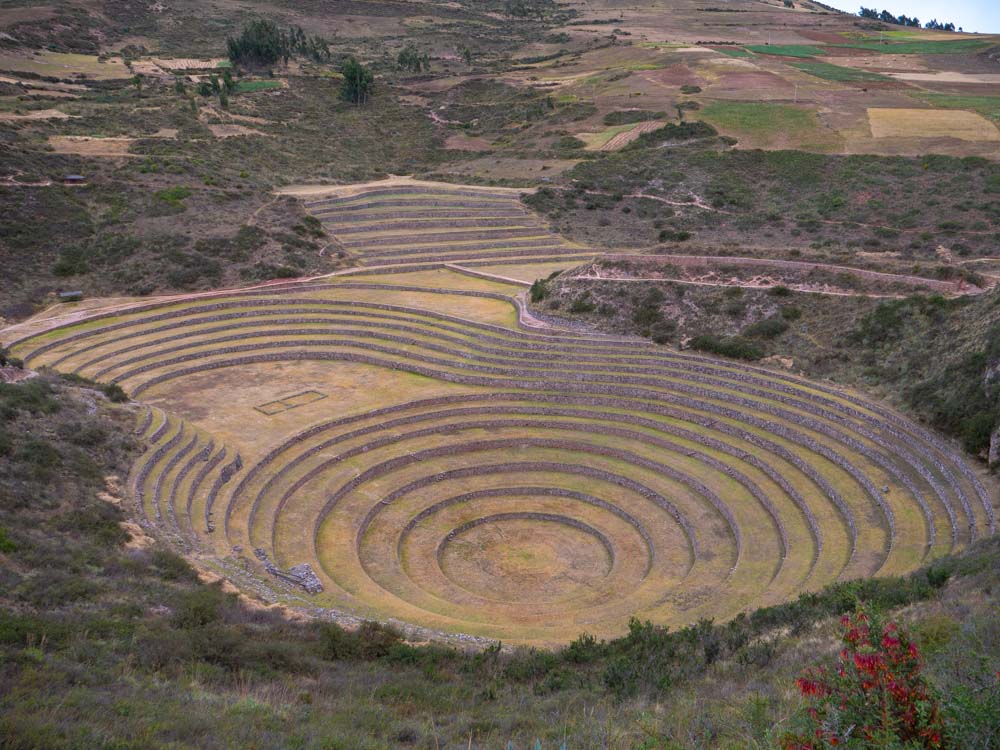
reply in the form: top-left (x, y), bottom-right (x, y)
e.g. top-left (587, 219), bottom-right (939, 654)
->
top-left (0, 526), bottom-right (16, 553)
top-left (602, 109), bottom-right (666, 126)
top-left (53, 247), bottom-right (89, 277)
top-left (650, 320), bottom-right (676, 344)
top-left (0, 380), bottom-right (60, 421)
top-left (102, 384), bottom-right (128, 403)
top-left (658, 228), bottom-right (691, 242)
top-left (632, 288), bottom-right (665, 327)
top-left (781, 306), bottom-right (802, 321)
top-left (318, 622), bottom-right (358, 660)
top-left (155, 186), bottom-right (192, 204)
top-left (743, 316), bottom-right (789, 338)
top-left (554, 135), bottom-right (586, 151)
top-left (690, 334), bottom-right (764, 361)
top-left (171, 588), bottom-right (231, 629)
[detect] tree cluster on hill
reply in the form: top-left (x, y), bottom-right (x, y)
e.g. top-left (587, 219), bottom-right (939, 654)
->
top-left (504, 0), bottom-right (559, 21)
top-left (397, 44), bottom-right (430, 73)
top-left (923, 18), bottom-right (958, 31)
top-left (226, 18), bottom-right (332, 68)
top-left (339, 57), bottom-right (374, 105)
top-left (858, 6), bottom-right (959, 30)
top-left (859, 6), bottom-right (921, 26)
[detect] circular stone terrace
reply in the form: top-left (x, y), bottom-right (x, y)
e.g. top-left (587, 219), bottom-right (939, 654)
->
top-left (4, 184), bottom-right (995, 646)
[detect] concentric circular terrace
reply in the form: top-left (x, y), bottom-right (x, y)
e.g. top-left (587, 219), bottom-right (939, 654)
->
top-left (8, 270), bottom-right (994, 644)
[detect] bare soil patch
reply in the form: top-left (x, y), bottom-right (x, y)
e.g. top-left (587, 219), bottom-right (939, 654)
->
top-left (444, 133), bottom-right (493, 151)
top-left (48, 135), bottom-right (137, 156)
top-left (208, 123), bottom-right (267, 138)
top-left (0, 108), bottom-right (71, 121)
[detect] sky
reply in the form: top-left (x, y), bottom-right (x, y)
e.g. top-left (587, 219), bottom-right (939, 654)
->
top-left (819, 0), bottom-right (1000, 33)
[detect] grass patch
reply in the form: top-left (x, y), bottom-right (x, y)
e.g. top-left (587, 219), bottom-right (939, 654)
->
top-left (699, 102), bottom-right (817, 137)
top-left (789, 60), bottom-right (891, 82)
top-left (579, 123), bottom-right (635, 149)
top-left (233, 79), bottom-right (283, 94)
top-left (713, 46), bottom-right (755, 58)
top-left (744, 44), bottom-right (826, 58)
top-left (154, 186), bottom-right (192, 204)
top-left (916, 94), bottom-right (1000, 122)
top-left (616, 60), bottom-right (670, 71)
top-left (833, 39), bottom-right (994, 54)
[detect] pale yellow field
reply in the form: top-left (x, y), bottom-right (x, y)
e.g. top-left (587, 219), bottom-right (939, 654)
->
top-left (0, 51), bottom-right (129, 79)
top-left (867, 108), bottom-right (1000, 141)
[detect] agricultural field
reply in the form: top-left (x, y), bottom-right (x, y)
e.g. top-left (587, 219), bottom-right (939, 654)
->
top-left (299, 179), bottom-right (592, 268)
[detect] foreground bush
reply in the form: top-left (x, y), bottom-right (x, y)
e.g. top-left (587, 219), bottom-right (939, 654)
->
top-left (782, 610), bottom-right (945, 749)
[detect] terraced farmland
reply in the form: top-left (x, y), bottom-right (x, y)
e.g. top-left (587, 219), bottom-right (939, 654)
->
top-left (8, 275), bottom-right (994, 644)
top-left (305, 181), bottom-right (593, 269)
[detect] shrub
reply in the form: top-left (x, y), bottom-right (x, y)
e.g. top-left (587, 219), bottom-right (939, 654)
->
top-left (632, 287), bottom-right (665, 327)
top-left (151, 549), bottom-right (198, 582)
top-left (171, 588), bottom-right (230, 629)
top-left (0, 380), bottom-right (60, 421)
top-left (0, 526), bottom-right (16, 553)
top-left (356, 621), bottom-right (403, 659)
top-left (781, 306), bottom-right (802, 321)
top-left (53, 247), bottom-right (89, 277)
top-left (658, 228), bottom-right (691, 242)
top-left (102, 384), bottom-right (128, 403)
top-left (529, 278), bottom-right (549, 302)
top-left (743, 316), bottom-right (789, 338)
top-left (602, 109), bottom-right (666, 126)
top-left (569, 296), bottom-right (596, 313)
top-left (318, 622), bottom-right (358, 660)
top-left (155, 186), bottom-right (192, 204)
top-left (650, 320), bottom-right (676, 344)
top-left (554, 135), bottom-right (586, 151)
top-left (690, 334), bottom-right (763, 361)
top-left (780, 610), bottom-right (945, 749)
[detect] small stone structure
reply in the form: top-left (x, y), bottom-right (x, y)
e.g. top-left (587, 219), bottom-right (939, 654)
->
top-left (253, 548), bottom-right (324, 594)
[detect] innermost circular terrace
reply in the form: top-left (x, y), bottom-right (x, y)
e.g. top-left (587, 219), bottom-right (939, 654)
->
top-left (437, 514), bottom-right (614, 604)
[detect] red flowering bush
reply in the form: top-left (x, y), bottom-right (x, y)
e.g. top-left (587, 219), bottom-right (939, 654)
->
top-left (781, 609), bottom-right (946, 749)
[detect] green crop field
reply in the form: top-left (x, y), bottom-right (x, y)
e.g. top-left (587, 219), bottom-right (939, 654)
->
top-left (917, 93), bottom-right (1000, 121)
top-left (789, 60), bottom-right (891, 82)
top-left (234, 79), bottom-right (283, 93)
top-left (744, 44), bottom-right (827, 57)
top-left (699, 102), bottom-right (819, 138)
top-left (713, 46), bottom-right (756, 58)
top-left (833, 39), bottom-right (995, 54)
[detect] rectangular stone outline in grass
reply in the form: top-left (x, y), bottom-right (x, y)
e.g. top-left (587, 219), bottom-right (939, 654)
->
top-left (254, 390), bottom-right (328, 415)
